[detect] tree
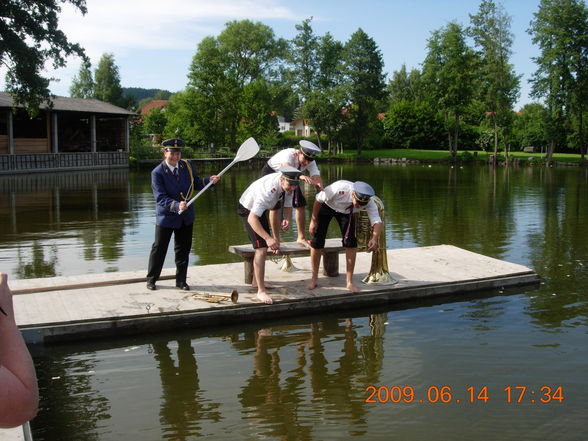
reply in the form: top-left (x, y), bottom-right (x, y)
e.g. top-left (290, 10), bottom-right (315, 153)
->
top-left (469, 0), bottom-right (521, 163)
top-left (289, 18), bottom-right (319, 100)
top-left (93, 53), bottom-right (125, 107)
top-left (297, 31), bottom-right (346, 152)
top-left (383, 100), bottom-right (444, 149)
top-left (387, 64), bottom-right (424, 105)
top-left (69, 60), bottom-right (94, 98)
top-left (422, 22), bottom-right (479, 159)
top-left (186, 20), bottom-right (287, 148)
top-left (1, 0), bottom-right (87, 113)
top-left (528, 0), bottom-right (588, 160)
top-left (512, 103), bottom-right (549, 150)
top-left (342, 28), bottom-right (386, 153)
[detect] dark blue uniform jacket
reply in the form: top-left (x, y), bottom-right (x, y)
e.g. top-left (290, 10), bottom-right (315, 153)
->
top-left (151, 160), bottom-right (210, 229)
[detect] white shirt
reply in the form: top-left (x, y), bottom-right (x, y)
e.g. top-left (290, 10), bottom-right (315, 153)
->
top-left (239, 173), bottom-right (294, 217)
top-left (267, 148), bottom-right (320, 176)
top-left (315, 180), bottom-right (382, 226)
top-left (165, 161), bottom-right (178, 174)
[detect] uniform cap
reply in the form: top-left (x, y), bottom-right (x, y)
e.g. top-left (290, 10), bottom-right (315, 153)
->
top-left (279, 165), bottom-right (303, 186)
top-left (162, 138), bottom-right (185, 152)
top-left (299, 140), bottom-right (321, 161)
top-left (353, 181), bottom-right (375, 205)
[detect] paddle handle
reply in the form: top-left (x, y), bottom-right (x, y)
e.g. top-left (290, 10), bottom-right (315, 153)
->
top-left (178, 159), bottom-right (236, 214)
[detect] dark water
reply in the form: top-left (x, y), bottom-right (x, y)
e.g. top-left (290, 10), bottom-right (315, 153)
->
top-left (1, 163), bottom-right (587, 440)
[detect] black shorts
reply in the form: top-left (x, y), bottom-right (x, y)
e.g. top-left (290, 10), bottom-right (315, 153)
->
top-left (310, 203), bottom-right (357, 249)
top-left (238, 203), bottom-right (271, 249)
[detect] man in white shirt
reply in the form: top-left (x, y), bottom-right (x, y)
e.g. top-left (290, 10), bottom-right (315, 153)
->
top-left (238, 166), bottom-right (303, 304)
top-left (307, 181), bottom-right (383, 293)
top-left (260, 140), bottom-right (323, 248)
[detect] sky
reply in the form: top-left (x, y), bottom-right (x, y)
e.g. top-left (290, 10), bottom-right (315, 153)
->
top-left (5, 0), bottom-right (542, 109)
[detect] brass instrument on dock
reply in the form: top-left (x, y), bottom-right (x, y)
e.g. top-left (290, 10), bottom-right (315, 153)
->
top-left (354, 196), bottom-right (397, 285)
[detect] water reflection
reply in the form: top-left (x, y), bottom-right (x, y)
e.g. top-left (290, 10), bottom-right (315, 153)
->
top-left (152, 339), bottom-right (221, 440)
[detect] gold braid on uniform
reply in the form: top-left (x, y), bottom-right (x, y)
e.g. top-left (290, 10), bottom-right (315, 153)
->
top-left (353, 196), bottom-right (398, 285)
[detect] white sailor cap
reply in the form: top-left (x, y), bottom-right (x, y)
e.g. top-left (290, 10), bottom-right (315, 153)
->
top-left (299, 140), bottom-right (321, 160)
top-left (353, 181), bottom-right (375, 205)
top-left (279, 165), bottom-right (303, 185)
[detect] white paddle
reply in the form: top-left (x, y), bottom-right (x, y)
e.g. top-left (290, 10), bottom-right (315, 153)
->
top-left (179, 137), bottom-right (260, 214)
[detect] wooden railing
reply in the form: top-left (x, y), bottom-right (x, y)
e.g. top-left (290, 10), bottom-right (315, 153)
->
top-left (0, 152), bottom-right (129, 173)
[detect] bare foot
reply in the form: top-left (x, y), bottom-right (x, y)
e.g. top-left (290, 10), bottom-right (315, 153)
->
top-left (347, 282), bottom-right (361, 293)
top-left (256, 292), bottom-right (273, 304)
top-left (297, 238), bottom-right (311, 249)
top-left (306, 279), bottom-right (318, 290)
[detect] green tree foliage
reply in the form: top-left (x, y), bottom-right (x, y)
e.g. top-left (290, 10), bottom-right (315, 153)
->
top-left (469, 0), bottom-right (521, 161)
top-left (143, 107), bottom-right (168, 138)
top-left (185, 20), bottom-right (287, 148)
top-left (422, 22), bottom-right (479, 159)
top-left (512, 103), bottom-right (549, 150)
top-left (69, 60), bottom-right (94, 98)
top-left (387, 64), bottom-right (424, 105)
top-left (290, 18), bottom-right (319, 99)
top-left (528, 0), bottom-right (588, 160)
top-left (1, 0), bottom-right (87, 113)
top-left (291, 23), bottom-right (346, 152)
top-left (383, 100), bottom-right (445, 149)
top-left (342, 28), bottom-right (386, 153)
top-left (93, 53), bottom-right (125, 107)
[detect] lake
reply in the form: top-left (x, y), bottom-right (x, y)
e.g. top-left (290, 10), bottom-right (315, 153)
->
top-left (1, 162), bottom-right (587, 440)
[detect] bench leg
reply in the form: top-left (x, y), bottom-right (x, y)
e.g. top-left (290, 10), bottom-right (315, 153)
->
top-left (244, 257), bottom-right (253, 284)
top-left (323, 252), bottom-right (339, 277)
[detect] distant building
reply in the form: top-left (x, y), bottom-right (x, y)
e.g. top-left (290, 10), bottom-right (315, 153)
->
top-left (0, 92), bottom-right (135, 173)
top-left (277, 115), bottom-right (291, 132)
top-left (290, 118), bottom-right (312, 137)
top-left (138, 100), bottom-right (169, 118)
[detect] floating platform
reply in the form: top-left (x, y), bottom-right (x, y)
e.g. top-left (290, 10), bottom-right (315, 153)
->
top-left (11, 245), bottom-right (540, 345)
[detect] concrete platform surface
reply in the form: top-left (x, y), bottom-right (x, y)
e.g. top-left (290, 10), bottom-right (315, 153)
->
top-left (11, 245), bottom-right (539, 344)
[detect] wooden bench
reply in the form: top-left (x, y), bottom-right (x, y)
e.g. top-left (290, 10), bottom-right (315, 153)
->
top-left (228, 238), bottom-right (346, 284)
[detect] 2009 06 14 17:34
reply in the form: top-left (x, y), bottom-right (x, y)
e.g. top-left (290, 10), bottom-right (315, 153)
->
top-left (365, 385), bottom-right (565, 404)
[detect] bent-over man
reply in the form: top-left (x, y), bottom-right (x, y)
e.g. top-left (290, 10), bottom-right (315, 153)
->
top-left (260, 140), bottom-right (323, 248)
top-left (238, 166), bottom-right (303, 304)
top-left (306, 181), bottom-right (383, 293)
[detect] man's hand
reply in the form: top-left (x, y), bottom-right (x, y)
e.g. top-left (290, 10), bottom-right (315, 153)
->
top-left (179, 201), bottom-right (188, 212)
top-left (367, 237), bottom-right (379, 252)
top-left (280, 219), bottom-right (290, 231)
top-left (309, 219), bottom-right (317, 236)
top-left (266, 237), bottom-right (280, 254)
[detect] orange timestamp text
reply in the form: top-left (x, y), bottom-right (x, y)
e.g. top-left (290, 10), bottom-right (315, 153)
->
top-left (365, 385), bottom-right (564, 404)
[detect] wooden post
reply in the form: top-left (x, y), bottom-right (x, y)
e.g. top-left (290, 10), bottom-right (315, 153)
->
top-left (244, 256), bottom-right (253, 284)
top-left (323, 251), bottom-right (339, 277)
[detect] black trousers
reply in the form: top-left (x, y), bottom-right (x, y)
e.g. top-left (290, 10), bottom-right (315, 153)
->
top-left (310, 203), bottom-right (357, 249)
top-left (147, 223), bottom-right (193, 284)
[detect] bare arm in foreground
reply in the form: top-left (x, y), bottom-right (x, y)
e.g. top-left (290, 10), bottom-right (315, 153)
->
top-left (0, 273), bottom-right (39, 428)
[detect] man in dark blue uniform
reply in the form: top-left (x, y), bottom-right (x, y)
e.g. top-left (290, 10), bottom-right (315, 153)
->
top-left (146, 138), bottom-right (220, 291)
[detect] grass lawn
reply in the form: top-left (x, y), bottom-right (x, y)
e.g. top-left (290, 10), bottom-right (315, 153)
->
top-left (326, 149), bottom-right (585, 164)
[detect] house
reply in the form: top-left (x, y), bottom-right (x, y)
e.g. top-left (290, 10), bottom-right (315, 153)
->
top-left (138, 100), bottom-right (169, 118)
top-left (290, 118), bottom-right (312, 137)
top-left (277, 115), bottom-right (291, 133)
top-left (0, 92), bottom-right (135, 173)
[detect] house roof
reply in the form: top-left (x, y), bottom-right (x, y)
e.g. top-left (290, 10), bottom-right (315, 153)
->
top-left (0, 92), bottom-right (136, 116)
top-left (139, 100), bottom-right (169, 115)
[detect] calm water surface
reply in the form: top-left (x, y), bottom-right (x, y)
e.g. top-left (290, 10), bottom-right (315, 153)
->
top-left (1, 163), bottom-right (587, 440)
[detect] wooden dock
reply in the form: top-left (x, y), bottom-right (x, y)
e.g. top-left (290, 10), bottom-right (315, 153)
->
top-left (11, 245), bottom-right (539, 345)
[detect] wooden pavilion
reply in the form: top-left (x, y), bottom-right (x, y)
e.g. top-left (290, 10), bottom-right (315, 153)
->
top-left (0, 92), bottom-right (135, 173)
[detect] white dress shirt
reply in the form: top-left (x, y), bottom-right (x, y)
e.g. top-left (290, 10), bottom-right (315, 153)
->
top-left (315, 180), bottom-right (382, 226)
top-left (239, 173), bottom-right (294, 217)
top-left (267, 148), bottom-right (320, 176)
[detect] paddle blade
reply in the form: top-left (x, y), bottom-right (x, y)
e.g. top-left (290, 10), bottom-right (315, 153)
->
top-left (234, 137), bottom-right (260, 162)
